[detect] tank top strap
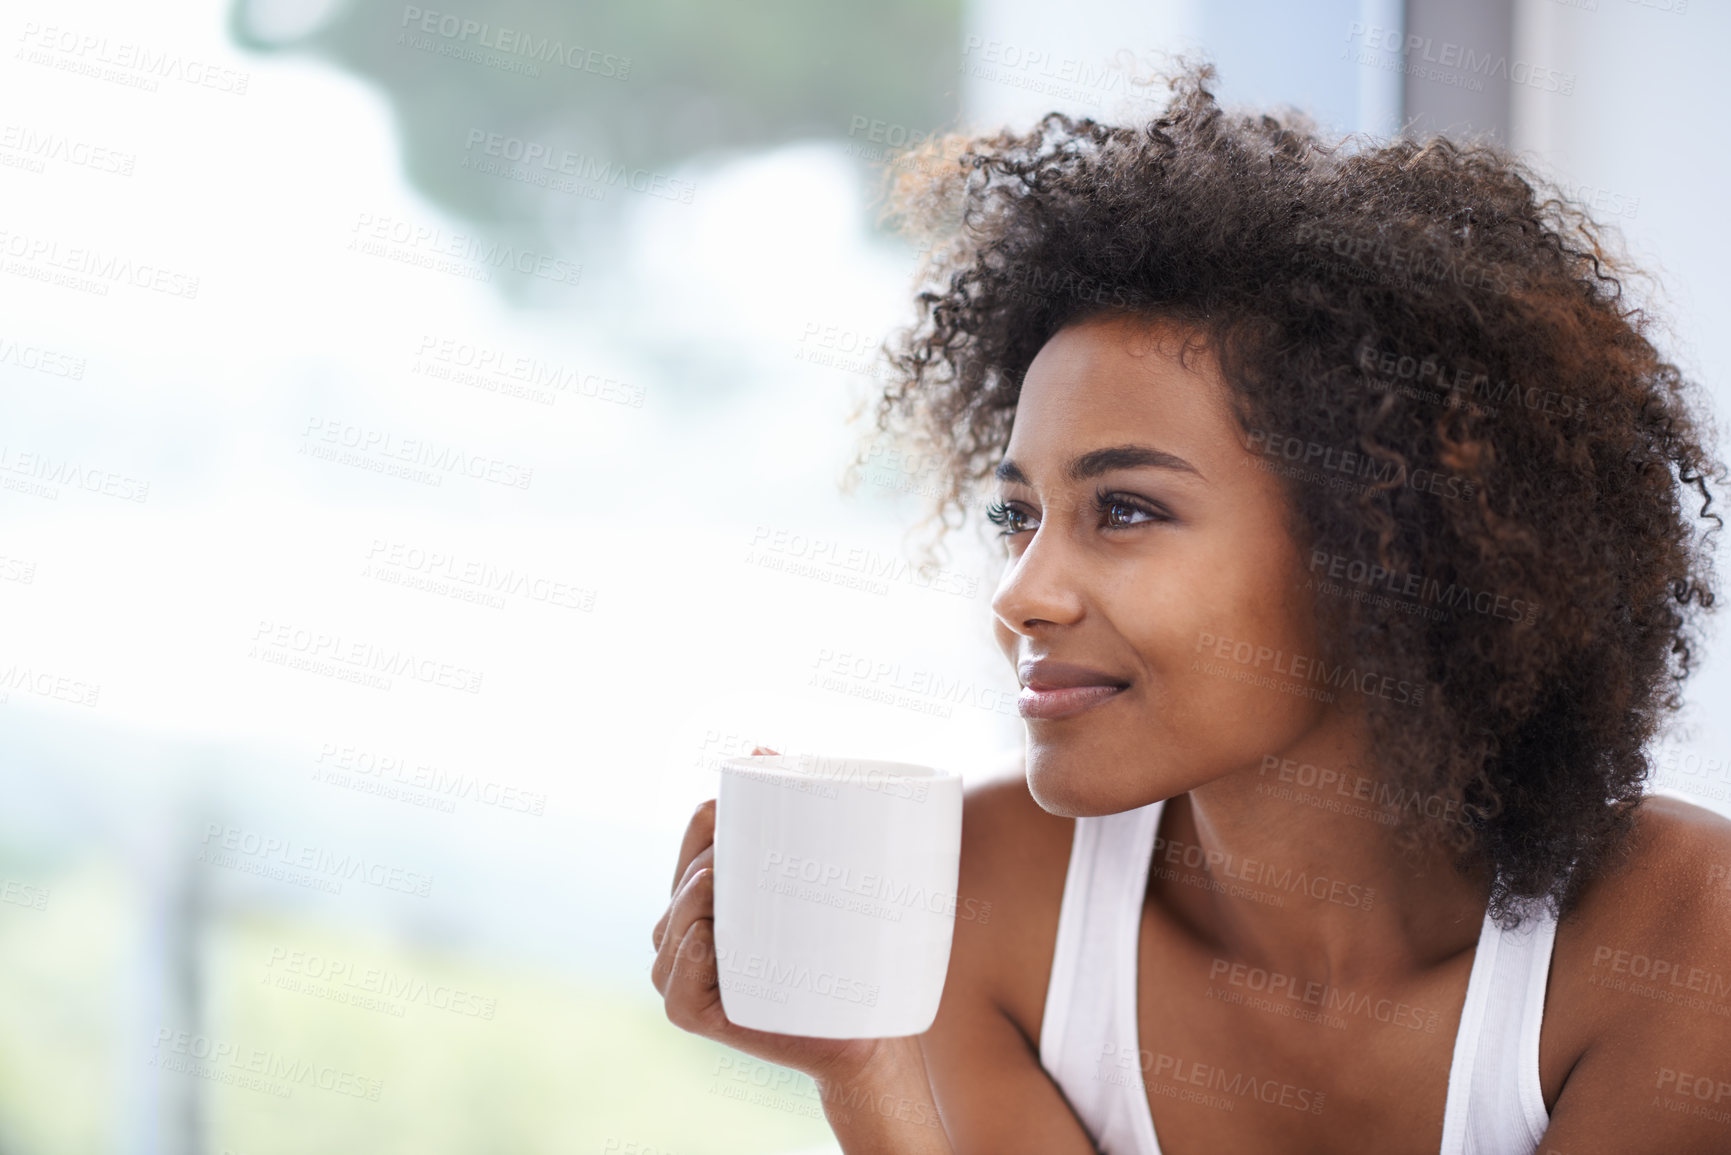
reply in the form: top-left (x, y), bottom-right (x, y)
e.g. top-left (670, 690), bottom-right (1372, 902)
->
top-left (1438, 897), bottom-right (1558, 1155)
top-left (1039, 799), bottom-right (1166, 1155)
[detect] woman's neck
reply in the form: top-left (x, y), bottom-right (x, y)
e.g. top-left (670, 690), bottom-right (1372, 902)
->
top-left (1150, 726), bottom-right (1493, 989)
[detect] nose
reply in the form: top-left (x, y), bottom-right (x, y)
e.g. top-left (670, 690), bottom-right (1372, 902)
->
top-left (990, 521), bottom-right (1086, 635)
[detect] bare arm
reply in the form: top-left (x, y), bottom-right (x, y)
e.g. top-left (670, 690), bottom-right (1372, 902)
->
top-left (900, 772), bottom-right (1102, 1155)
top-left (812, 1003), bottom-right (1101, 1155)
top-left (815, 1037), bottom-right (955, 1155)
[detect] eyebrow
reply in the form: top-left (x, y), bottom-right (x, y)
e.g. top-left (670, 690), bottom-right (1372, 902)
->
top-left (993, 443), bottom-right (1203, 487)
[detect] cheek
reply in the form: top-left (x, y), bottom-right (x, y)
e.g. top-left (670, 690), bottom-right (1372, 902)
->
top-left (1123, 544), bottom-right (1326, 757)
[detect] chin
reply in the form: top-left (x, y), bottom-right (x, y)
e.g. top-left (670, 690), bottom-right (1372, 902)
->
top-left (1024, 740), bottom-right (1188, 818)
top-left (1025, 746), bottom-right (1129, 818)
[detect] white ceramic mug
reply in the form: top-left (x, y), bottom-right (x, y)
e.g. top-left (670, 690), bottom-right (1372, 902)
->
top-left (713, 751), bottom-right (963, 1038)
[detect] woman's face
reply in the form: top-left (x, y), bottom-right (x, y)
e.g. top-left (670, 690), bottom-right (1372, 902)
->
top-left (989, 313), bottom-right (1336, 816)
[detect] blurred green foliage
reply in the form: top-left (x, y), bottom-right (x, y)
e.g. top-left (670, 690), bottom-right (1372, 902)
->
top-left (228, 0), bottom-right (964, 293)
top-left (204, 914), bottom-right (838, 1153)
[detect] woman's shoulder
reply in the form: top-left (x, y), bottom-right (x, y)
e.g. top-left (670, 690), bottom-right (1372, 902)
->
top-left (1541, 792), bottom-right (1731, 1131)
top-left (951, 750), bottom-right (1077, 1034)
top-left (1560, 791), bottom-right (1731, 949)
top-left (961, 749), bottom-right (1076, 870)
top-left (957, 749), bottom-right (1076, 930)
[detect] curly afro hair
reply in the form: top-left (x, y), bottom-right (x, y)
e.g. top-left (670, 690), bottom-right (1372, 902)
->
top-left (853, 60), bottom-right (1727, 925)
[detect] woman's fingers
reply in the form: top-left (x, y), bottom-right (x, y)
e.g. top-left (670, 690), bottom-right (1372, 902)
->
top-left (651, 747), bottom-right (773, 1008)
top-left (650, 863), bottom-right (714, 997)
top-left (654, 843), bottom-right (713, 951)
top-left (663, 913), bottom-right (725, 1035)
top-left (670, 797), bottom-right (716, 896)
top-left (657, 748), bottom-right (773, 939)
top-left (653, 800), bottom-right (715, 950)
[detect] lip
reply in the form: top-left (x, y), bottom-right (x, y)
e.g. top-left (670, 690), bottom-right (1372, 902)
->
top-left (1018, 684), bottom-right (1128, 720)
top-left (1015, 658), bottom-right (1132, 721)
top-left (1018, 658), bottom-right (1132, 692)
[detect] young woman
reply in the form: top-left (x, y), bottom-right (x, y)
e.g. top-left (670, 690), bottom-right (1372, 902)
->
top-left (650, 64), bottom-right (1731, 1154)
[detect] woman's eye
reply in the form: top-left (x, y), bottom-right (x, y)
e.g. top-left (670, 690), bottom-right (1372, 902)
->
top-left (1102, 501), bottom-right (1136, 527)
top-left (985, 500), bottom-right (1033, 536)
top-left (1096, 490), bottom-right (1170, 529)
top-left (1101, 498), bottom-right (1151, 528)
top-left (986, 493), bottom-right (1169, 537)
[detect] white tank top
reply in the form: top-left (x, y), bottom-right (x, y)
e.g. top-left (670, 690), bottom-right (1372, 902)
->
top-left (1037, 795), bottom-right (1558, 1154)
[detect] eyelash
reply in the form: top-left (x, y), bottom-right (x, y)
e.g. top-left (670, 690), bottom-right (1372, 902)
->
top-left (984, 487), bottom-right (1172, 537)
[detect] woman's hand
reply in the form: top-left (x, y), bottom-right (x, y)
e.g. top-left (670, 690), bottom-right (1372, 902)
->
top-left (649, 746), bottom-right (889, 1088)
